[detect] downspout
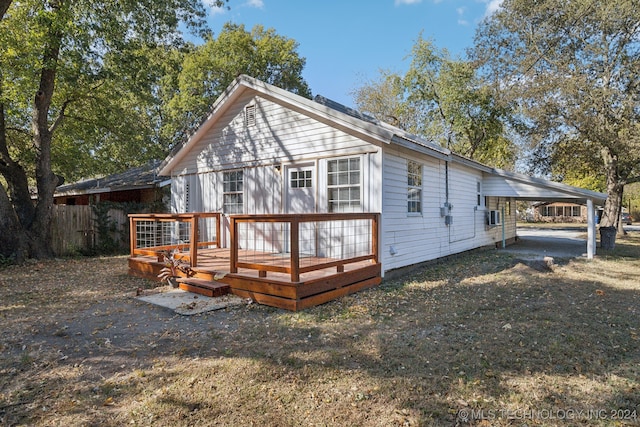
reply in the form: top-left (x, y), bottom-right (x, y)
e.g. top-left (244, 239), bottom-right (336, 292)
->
top-left (445, 161), bottom-right (449, 204)
top-left (501, 205), bottom-right (506, 249)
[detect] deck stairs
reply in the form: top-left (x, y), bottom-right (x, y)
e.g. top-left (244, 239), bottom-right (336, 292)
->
top-left (176, 277), bottom-right (230, 298)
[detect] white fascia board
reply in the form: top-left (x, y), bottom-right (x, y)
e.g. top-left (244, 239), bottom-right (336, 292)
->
top-left (488, 168), bottom-right (607, 205)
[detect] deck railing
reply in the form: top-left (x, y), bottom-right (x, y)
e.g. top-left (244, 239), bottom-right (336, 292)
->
top-left (128, 213), bottom-right (221, 267)
top-left (230, 213), bottom-right (380, 282)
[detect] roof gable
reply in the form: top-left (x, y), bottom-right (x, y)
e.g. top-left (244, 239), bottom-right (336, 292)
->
top-left (159, 75), bottom-right (607, 204)
top-left (158, 75), bottom-right (448, 176)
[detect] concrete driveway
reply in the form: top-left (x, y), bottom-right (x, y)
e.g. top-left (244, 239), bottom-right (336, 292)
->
top-left (505, 225), bottom-right (638, 259)
top-left (504, 227), bottom-right (589, 259)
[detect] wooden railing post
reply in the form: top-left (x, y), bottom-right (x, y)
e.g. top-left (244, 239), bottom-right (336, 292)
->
top-left (129, 216), bottom-right (136, 257)
top-left (215, 213), bottom-right (221, 248)
top-left (290, 216), bottom-right (300, 282)
top-left (190, 214), bottom-right (198, 267)
top-left (230, 216), bottom-right (238, 273)
top-left (372, 213), bottom-right (379, 263)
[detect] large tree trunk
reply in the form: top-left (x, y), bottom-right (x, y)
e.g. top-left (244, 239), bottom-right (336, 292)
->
top-left (0, 0), bottom-right (12, 20)
top-left (0, 186), bottom-right (28, 261)
top-left (0, 0), bottom-right (63, 260)
top-left (27, 11), bottom-right (64, 259)
top-left (0, 85), bottom-right (31, 261)
top-left (599, 147), bottom-right (624, 230)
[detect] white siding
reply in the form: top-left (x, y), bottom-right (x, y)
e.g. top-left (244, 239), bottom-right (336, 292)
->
top-left (171, 93), bottom-right (377, 176)
top-left (380, 147), bottom-right (517, 273)
top-left (167, 87), bottom-right (523, 273)
top-left (381, 146), bottom-right (447, 272)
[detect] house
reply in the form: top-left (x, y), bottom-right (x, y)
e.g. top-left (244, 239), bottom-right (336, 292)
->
top-left (128, 75), bottom-right (607, 310)
top-left (533, 202), bottom-right (587, 223)
top-left (54, 160), bottom-right (169, 207)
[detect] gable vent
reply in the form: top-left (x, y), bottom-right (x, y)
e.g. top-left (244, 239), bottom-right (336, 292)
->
top-left (244, 104), bottom-right (256, 127)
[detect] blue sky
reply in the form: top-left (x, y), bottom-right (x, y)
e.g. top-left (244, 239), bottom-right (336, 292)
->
top-left (205, 0), bottom-right (502, 106)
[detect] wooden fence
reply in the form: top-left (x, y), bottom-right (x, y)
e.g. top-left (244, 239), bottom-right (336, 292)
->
top-left (51, 205), bottom-right (128, 255)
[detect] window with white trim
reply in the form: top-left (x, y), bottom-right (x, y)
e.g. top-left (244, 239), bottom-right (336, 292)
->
top-left (223, 170), bottom-right (243, 214)
top-left (290, 169), bottom-right (312, 188)
top-left (327, 157), bottom-right (361, 212)
top-left (407, 160), bottom-right (422, 214)
top-left (477, 181), bottom-right (482, 207)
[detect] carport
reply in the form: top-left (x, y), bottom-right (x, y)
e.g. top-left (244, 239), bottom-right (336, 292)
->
top-left (483, 169), bottom-right (608, 259)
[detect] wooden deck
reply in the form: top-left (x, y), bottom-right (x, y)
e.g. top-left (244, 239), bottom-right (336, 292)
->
top-left (129, 248), bottom-right (381, 311)
top-left (127, 212), bottom-right (382, 311)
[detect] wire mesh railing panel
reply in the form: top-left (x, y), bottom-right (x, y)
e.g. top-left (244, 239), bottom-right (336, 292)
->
top-left (134, 220), bottom-right (191, 249)
top-left (314, 219), bottom-right (372, 261)
top-left (198, 216), bottom-right (218, 248)
top-left (237, 221), bottom-right (290, 269)
top-left (235, 217), bottom-right (374, 272)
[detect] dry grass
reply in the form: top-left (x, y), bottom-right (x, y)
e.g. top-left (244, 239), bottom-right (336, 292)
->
top-left (1, 236), bottom-right (639, 426)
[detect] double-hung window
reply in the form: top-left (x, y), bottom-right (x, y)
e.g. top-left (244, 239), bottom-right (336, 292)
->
top-left (223, 170), bottom-right (243, 214)
top-left (407, 160), bottom-right (422, 214)
top-left (327, 157), bottom-right (361, 212)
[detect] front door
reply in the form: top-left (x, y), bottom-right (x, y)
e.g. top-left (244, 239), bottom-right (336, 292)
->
top-left (285, 164), bottom-right (316, 255)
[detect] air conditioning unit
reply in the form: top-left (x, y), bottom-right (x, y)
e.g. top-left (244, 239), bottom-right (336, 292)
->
top-left (487, 210), bottom-right (501, 226)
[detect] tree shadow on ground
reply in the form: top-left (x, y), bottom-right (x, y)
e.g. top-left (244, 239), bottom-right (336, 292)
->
top-left (1, 249), bottom-right (639, 426)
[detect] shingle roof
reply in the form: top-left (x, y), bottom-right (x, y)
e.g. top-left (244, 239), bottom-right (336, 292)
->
top-left (55, 160), bottom-right (165, 196)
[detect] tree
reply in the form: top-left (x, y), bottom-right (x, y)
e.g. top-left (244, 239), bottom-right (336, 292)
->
top-left (473, 0), bottom-right (640, 229)
top-left (0, 0), bottom-right (11, 20)
top-left (353, 36), bottom-right (515, 169)
top-left (353, 70), bottom-right (417, 131)
top-left (0, 0), bottom-right (224, 261)
top-left (161, 23), bottom-right (312, 148)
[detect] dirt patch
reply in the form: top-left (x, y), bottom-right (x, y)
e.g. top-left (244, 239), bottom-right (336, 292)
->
top-left (1, 239), bottom-right (639, 426)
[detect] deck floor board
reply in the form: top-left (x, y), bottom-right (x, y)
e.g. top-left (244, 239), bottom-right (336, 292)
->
top-left (129, 247), bottom-right (381, 310)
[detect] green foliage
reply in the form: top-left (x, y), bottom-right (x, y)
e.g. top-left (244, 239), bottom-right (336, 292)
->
top-left (91, 202), bottom-right (120, 255)
top-left (0, 253), bottom-right (15, 268)
top-left (473, 0), bottom-right (640, 226)
top-left (0, 0), bottom-right (221, 183)
top-left (161, 23), bottom-right (311, 148)
top-left (88, 200), bottom-right (164, 256)
top-left (353, 35), bottom-right (516, 169)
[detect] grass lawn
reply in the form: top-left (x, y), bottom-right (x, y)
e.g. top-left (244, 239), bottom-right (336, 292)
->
top-left (1, 234), bottom-right (639, 426)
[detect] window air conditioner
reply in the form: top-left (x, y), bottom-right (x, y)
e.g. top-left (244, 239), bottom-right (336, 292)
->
top-left (487, 210), bottom-right (501, 226)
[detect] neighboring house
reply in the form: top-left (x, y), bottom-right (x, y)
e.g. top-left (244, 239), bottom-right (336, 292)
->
top-left (533, 202), bottom-right (587, 223)
top-left (54, 160), bottom-right (170, 207)
top-left (156, 75), bottom-right (606, 278)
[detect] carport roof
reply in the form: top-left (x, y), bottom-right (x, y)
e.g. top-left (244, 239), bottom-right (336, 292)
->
top-left (483, 168), bottom-right (607, 205)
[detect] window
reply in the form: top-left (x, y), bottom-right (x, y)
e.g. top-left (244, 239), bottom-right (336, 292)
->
top-left (327, 157), bottom-right (361, 212)
top-left (244, 105), bottom-right (256, 127)
top-left (290, 169), bottom-right (312, 188)
top-left (407, 160), bottom-right (422, 214)
top-left (223, 170), bottom-right (243, 214)
top-left (477, 181), bottom-right (482, 207)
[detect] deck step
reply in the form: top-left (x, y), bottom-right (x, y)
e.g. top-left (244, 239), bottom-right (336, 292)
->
top-left (177, 278), bottom-right (230, 298)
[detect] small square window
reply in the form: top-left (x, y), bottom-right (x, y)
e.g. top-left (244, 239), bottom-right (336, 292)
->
top-left (290, 170), bottom-right (312, 188)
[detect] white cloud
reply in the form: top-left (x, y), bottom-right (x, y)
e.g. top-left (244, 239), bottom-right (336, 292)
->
top-left (458, 19), bottom-right (469, 26)
top-left (483, 0), bottom-right (503, 17)
top-left (456, 7), bottom-right (467, 15)
top-left (203, 0), bottom-right (227, 15)
top-left (246, 0), bottom-right (264, 8)
top-left (394, 0), bottom-right (423, 6)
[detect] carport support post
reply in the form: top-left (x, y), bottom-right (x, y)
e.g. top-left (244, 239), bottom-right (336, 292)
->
top-left (587, 199), bottom-right (595, 259)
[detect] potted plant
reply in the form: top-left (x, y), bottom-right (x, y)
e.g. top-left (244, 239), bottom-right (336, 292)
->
top-left (157, 248), bottom-right (191, 288)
